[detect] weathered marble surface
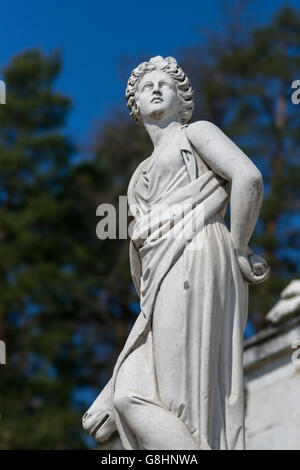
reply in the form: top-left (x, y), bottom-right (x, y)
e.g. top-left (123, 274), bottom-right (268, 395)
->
top-left (267, 280), bottom-right (300, 324)
top-left (83, 56), bottom-right (269, 450)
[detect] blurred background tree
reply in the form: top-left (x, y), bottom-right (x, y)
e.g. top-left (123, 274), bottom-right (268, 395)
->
top-left (213, 5), bottom-right (300, 327)
top-left (181, 4), bottom-right (300, 328)
top-left (0, 50), bottom-right (94, 449)
top-left (0, 2), bottom-right (300, 449)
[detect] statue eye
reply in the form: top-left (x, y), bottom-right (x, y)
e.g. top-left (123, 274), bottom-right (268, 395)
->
top-left (142, 83), bottom-right (153, 91)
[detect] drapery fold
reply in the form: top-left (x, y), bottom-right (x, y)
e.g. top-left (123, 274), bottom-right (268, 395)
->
top-left (83, 126), bottom-right (248, 450)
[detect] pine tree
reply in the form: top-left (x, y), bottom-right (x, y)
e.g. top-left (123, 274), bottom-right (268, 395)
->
top-left (3, 5), bottom-right (299, 449)
top-left (178, 5), bottom-right (300, 327)
top-left (0, 50), bottom-right (86, 449)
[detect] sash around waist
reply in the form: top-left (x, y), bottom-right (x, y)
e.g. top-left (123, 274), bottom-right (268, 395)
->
top-left (132, 170), bottom-right (229, 251)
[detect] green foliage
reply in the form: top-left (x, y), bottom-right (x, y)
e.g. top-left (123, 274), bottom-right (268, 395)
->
top-left (1, 4), bottom-right (300, 450)
top-left (219, 6), bottom-right (300, 324)
top-left (179, 6), bottom-right (300, 327)
top-left (0, 50), bottom-right (87, 449)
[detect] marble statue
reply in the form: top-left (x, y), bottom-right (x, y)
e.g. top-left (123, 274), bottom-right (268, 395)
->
top-left (82, 56), bottom-right (270, 450)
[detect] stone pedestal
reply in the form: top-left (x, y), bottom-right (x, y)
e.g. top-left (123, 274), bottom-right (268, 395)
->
top-left (244, 280), bottom-right (300, 450)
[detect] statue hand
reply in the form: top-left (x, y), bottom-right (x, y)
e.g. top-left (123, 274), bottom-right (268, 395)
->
top-left (235, 247), bottom-right (270, 284)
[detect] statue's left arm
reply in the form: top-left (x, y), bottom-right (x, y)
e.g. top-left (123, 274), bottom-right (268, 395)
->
top-left (186, 121), bottom-right (270, 284)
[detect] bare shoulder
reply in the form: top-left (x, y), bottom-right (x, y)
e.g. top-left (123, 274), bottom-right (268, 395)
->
top-left (186, 120), bottom-right (223, 144)
top-left (187, 120), bottom-right (219, 131)
top-left (185, 120), bottom-right (262, 181)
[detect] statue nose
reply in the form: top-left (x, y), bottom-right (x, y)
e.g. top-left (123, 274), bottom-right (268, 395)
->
top-left (153, 88), bottom-right (161, 95)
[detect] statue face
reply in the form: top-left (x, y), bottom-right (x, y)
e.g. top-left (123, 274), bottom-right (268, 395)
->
top-left (136, 70), bottom-right (181, 123)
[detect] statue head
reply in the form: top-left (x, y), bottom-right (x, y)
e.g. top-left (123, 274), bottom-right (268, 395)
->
top-left (125, 56), bottom-right (194, 126)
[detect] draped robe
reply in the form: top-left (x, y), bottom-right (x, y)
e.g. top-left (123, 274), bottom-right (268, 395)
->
top-left (82, 125), bottom-right (248, 450)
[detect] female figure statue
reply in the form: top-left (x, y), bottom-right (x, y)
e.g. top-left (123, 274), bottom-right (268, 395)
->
top-left (83, 56), bottom-right (269, 450)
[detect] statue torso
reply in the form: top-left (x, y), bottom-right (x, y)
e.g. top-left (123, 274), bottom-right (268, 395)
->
top-left (134, 128), bottom-right (190, 210)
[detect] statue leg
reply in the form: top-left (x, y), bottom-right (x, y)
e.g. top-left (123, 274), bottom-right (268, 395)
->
top-left (113, 329), bottom-right (199, 450)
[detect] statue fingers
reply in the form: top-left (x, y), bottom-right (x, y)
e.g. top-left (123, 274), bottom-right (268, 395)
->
top-left (250, 254), bottom-right (267, 268)
top-left (247, 266), bottom-right (271, 284)
top-left (237, 254), bottom-right (270, 284)
top-left (252, 262), bottom-right (265, 276)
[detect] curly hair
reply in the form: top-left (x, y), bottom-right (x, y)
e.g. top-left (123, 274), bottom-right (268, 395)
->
top-left (125, 56), bottom-right (194, 126)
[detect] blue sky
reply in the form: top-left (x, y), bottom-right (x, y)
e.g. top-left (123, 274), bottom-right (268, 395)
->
top-left (1, 0), bottom-right (300, 147)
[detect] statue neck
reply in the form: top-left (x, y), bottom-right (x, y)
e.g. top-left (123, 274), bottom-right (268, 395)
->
top-left (143, 118), bottom-right (182, 150)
